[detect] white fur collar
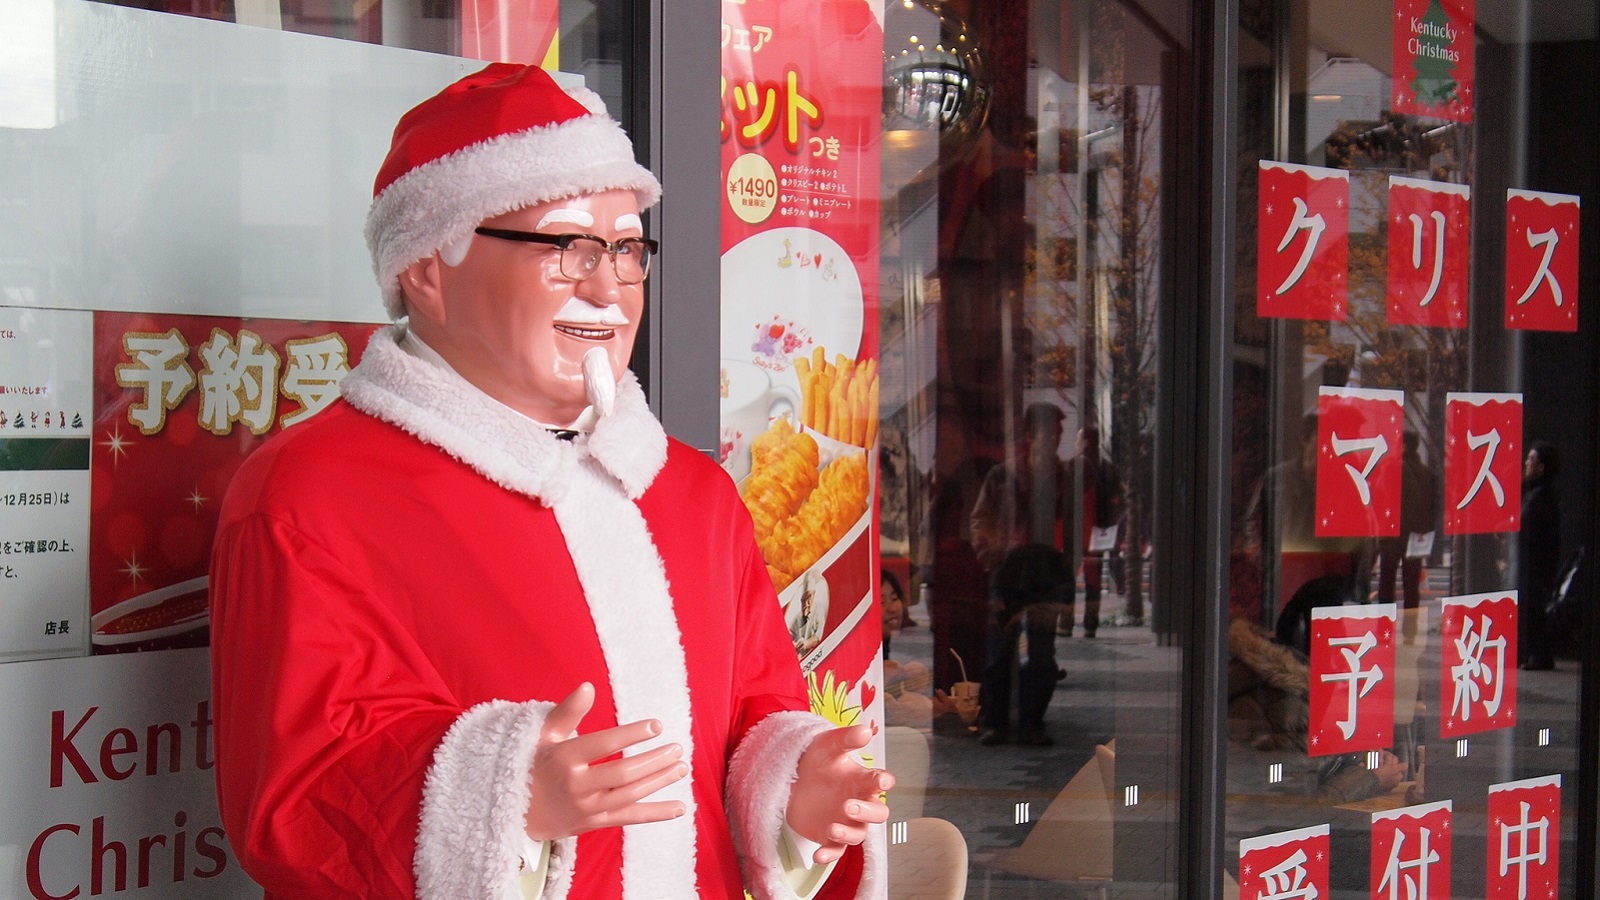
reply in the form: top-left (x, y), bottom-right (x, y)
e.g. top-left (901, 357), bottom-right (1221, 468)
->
top-left (339, 326), bottom-right (668, 501)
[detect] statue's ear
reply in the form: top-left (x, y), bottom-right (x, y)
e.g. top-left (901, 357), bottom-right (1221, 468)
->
top-left (399, 254), bottom-right (447, 326)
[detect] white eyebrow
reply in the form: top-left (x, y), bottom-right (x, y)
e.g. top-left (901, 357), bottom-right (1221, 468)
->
top-left (614, 213), bottom-right (644, 232)
top-left (536, 209), bottom-right (595, 229)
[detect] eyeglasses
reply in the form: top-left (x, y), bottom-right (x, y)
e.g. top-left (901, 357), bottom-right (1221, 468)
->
top-left (473, 227), bottom-right (658, 284)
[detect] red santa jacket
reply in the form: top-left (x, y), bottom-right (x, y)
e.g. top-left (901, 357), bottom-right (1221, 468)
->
top-left (209, 326), bottom-right (879, 900)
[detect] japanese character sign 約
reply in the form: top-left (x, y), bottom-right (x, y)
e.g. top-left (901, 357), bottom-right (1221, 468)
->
top-left (1439, 591), bottom-right (1518, 738)
top-left (1239, 824), bottom-right (1330, 900)
top-left (1257, 161), bottom-right (1349, 321)
top-left (1316, 387), bottom-right (1404, 538)
top-left (1444, 392), bottom-right (1523, 534)
top-left (1505, 189), bottom-right (1580, 333)
top-left (1372, 801), bottom-right (1453, 900)
top-left (1488, 775), bottom-right (1561, 900)
top-left (1309, 603), bottom-right (1397, 757)
top-left (1387, 176), bottom-right (1470, 329)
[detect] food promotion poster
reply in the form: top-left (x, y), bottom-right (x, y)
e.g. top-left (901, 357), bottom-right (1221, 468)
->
top-left (719, 0), bottom-right (887, 759)
top-left (1392, 0), bottom-right (1475, 123)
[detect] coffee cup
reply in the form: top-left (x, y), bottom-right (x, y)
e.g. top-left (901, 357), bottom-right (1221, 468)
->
top-left (720, 359), bottom-right (801, 481)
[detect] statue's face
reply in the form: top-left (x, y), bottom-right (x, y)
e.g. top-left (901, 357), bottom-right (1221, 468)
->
top-left (409, 189), bottom-right (646, 425)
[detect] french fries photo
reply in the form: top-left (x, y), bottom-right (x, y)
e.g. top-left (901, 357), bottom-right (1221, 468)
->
top-left (792, 346), bottom-right (879, 447)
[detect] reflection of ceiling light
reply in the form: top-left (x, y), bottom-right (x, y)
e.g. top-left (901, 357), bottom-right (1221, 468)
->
top-left (882, 0), bottom-right (991, 141)
top-left (1312, 94), bottom-right (1342, 101)
top-left (909, 34), bottom-right (919, 42)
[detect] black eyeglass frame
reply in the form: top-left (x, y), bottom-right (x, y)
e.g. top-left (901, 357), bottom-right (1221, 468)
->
top-left (472, 227), bottom-right (660, 284)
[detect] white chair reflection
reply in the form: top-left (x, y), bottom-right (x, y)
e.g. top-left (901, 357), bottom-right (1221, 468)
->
top-left (982, 740), bottom-right (1116, 899)
top-left (889, 816), bottom-right (970, 900)
top-left (885, 725), bottom-right (930, 820)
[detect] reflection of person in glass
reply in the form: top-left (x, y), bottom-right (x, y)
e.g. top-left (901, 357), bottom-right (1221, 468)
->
top-left (1376, 431), bottom-right (1439, 639)
top-left (1518, 441), bottom-right (1561, 671)
top-left (209, 64), bottom-right (889, 900)
top-left (976, 543), bottom-right (1070, 747)
top-left (1069, 425), bottom-right (1123, 638)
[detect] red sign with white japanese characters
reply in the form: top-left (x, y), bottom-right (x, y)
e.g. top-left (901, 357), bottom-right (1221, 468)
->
top-left (1387, 177), bottom-right (1470, 328)
top-left (1439, 591), bottom-right (1518, 738)
top-left (1372, 801), bottom-right (1453, 900)
top-left (1506, 189), bottom-right (1581, 333)
top-left (1488, 775), bottom-right (1561, 900)
top-left (1309, 603), bottom-right (1397, 757)
top-left (89, 312), bottom-right (379, 653)
top-left (1444, 392), bottom-right (1523, 534)
top-left (1257, 161), bottom-right (1349, 321)
top-left (1239, 825), bottom-right (1330, 900)
top-left (1316, 387), bottom-right (1404, 538)
top-left (1392, 0), bottom-right (1475, 123)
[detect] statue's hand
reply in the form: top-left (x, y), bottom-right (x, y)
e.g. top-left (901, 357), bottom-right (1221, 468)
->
top-left (785, 724), bottom-right (894, 865)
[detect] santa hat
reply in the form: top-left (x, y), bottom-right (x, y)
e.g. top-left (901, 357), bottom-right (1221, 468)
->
top-left (365, 63), bottom-right (663, 319)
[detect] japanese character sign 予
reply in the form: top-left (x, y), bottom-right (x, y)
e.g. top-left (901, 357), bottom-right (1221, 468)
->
top-left (1309, 603), bottom-right (1397, 757)
top-left (1316, 387), bottom-right (1404, 538)
top-left (1387, 177), bottom-right (1470, 328)
top-left (1257, 161), bottom-right (1349, 321)
top-left (1239, 825), bottom-right (1330, 900)
top-left (1444, 392), bottom-right (1523, 534)
top-left (1372, 801), bottom-right (1453, 900)
top-left (1488, 775), bottom-right (1561, 900)
top-left (1505, 189), bottom-right (1581, 333)
top-left (1439, 591), bottom-right (1518, 738)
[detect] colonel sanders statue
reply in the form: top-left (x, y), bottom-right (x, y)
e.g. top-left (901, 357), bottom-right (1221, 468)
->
top-left (209, 63), bottom-right (891, 900)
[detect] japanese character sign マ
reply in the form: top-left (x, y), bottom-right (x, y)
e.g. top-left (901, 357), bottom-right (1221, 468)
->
top-left (1372, 801), bottom-right (1453, 900)
top-left (1439, 591), bottom-right (1518, 738)
top-left (1309, 603), bottom-right (1397, 757)
top-left (1488, 775), bottom-right (1560, 900)
top-left (1316, 387), bottom-right (1404, 538)
top-left (1257, 161), bottom-right (1349, 321)
top-left (1239, 825), bottom-right (1329, 900)
top-left (1444, 392), bottom-right (1522, 534)
top-left (1387, 176), bottom-right (1470, 329)
top-left (1505, 189), bottom-right (1580, 333)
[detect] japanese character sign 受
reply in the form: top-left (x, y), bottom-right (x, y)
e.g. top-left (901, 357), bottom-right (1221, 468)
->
top-left (1239, 825), bottom-right (1329, 900)
top-left (1309, 603), bottom-right (1397, 757)
top-left (1372, 801), bottom-right (1453, 900)
top-left (1257, 161), bottom-right (1349, 321)
top-left (1488, 775), bottom-right (1561, 900)
top-left (1505, 189), bottom-right (1581, 333)
top-left (1439, 591), bottom-right (1518, 738)
top-left (1392, 0), bottom-right (1475, 123)
top-left (1444, 392), bottom-right (1523, 534)
top-left (1387, 177), bottom-right (1470, 328)
top-left (1316, 387), bottom-right (1404, 538)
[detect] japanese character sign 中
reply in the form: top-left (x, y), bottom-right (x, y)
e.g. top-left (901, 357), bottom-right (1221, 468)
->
top-left (1372, 801), bottom-right (1453, 900)
top-left (1505, 189), bottom-right (1581, 333)
top-left (1257, 161), bottom-right (1349, 321)
top-left (1316, 387), bottom-right (1404, 538)
top-left (1392, 0), bottom-right (1475, 123)
top-left (1439, 591), bottom-right (1518, 738)
top-left (1444, 392), bottom-right (1523, 534)
top-left (1488, 775), bottom-right (1561, 900)
top-left (1309, 603), bottom-right (1397, 757)
top-left (1239, 825), bottom-right (1329, 900)
top-left (1387, 177), bottom-right (1470, 328)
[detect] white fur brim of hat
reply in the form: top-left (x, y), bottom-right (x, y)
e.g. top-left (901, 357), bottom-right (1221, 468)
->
top-left (365, 87), bottom-right (663, 320)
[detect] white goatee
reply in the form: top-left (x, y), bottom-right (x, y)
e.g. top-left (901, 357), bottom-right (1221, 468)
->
top-left (583, 348), bottom-right (617, 417)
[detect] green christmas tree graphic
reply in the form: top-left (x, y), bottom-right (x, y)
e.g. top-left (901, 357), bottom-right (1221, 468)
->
top-left (71, 412), bottom-right (84, 429)
top-left (1409, 0), bottom-right (1459, 108)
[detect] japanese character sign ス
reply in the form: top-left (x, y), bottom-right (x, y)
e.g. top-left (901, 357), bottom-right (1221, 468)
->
top-left (1444, 392), bottom-right (1522, 534)
top-left (1505, 189), bottom-right (1580, 333)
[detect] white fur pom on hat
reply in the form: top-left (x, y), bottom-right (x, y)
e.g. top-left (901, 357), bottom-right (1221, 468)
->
top-left (365, 63), bottom-right (663, 319)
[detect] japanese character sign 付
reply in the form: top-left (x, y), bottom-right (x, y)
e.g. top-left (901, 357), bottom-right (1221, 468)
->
top-left (1488, 775), bottom-right (1561, 900)
top-left (1257, 161), bottom-right (1349, 321)
top-left (1387, 177), bottom-right (1470, 329)
top-left (1439, 591), bottom-right (1518, 738)
top-left (1316, 387), bottom-right (1404, 538)
top-left (1372, 801), bottom-right (1453, 900)
top-left (1505, 189), bottom-right (1580, 333)
top-left (1309, 603), bottom-right (1397, 757)
top-left (1444, 392), bottom-right (1523, 534)
top-left (1239, 824), bottom-right (1329, 900)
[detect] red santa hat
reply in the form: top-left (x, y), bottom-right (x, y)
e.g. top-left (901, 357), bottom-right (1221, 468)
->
top-left (365, 62), bottom-right (663, 319)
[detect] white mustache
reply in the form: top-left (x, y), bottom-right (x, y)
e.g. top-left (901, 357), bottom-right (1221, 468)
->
top-left (554, 298), bottom-right (629, 328)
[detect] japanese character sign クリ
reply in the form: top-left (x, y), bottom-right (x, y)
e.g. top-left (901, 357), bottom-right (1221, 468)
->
top-left (1505, 189), bottom-right (1581, 333)
top-left (1488, 775), bottom-right (1561, 900)
top-left (1444, 392), bottom-right (1523, 534)
top-left (1316, 387), bottom-right (1404, 538)
top-left (1439, 591), bottom-right (1518, 738)
top-left (1239, 824), bottom-right (1329, 900)
top-left (1373, 801), bottom-right (1453, 900)
top-left (1309, 603), bottom-right (1397, 757)
top-left (1387, 176), bottom-right (1470, 328)
top-left (1257, 161), bottom-right (1349, 321)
